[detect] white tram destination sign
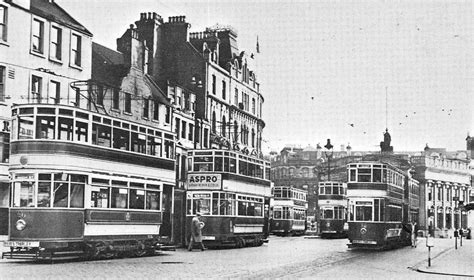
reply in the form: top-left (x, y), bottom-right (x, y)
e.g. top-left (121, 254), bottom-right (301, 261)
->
top-left (187, 174), bottom-right (222, 190)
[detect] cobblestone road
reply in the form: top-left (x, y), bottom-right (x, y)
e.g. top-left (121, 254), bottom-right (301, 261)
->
top-left (0, 236), bottom-right (459, 279)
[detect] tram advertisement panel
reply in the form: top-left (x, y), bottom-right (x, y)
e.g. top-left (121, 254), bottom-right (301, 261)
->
top-left (187, 174), bottom-right (222, 190)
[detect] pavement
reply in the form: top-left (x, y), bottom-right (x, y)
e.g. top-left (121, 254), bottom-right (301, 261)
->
top-left (412, 237), bottom-right (474, 278)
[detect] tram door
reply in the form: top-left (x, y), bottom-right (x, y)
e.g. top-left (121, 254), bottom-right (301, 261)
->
top-left (263, 197), bottom-right (270, 237)
top-left (160, 184), bottom-right (173, 242)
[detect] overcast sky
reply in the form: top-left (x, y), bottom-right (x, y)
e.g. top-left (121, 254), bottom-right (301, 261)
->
top-left (58, 0), bottom-right (473, 153)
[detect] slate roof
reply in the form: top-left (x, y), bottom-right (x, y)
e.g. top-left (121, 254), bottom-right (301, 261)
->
top-left (92, 42), bottom-right (124, 65)
top-left (29, 0), bottom-right (92, 36)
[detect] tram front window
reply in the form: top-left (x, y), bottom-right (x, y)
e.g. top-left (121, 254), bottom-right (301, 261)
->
top-left (322, 208), bottom-right (334, 219)
top-left (13, 182), bottom-right (35, 207)
top-left (37, 181), bottom-right (51, 207)
top-left (355, 201), bottom-right (372, 221)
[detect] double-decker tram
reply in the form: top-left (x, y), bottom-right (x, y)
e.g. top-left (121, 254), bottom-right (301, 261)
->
top-left (318, 182), bottom-right (347, 238)
top-left (186, 150), bottom-right (271, 248)
top-left (3, 104), bottom-right (176, 260)
top-left (346, 161), bottom-right (419, 249)
top-left (270, 186), bottom-right (307, 236)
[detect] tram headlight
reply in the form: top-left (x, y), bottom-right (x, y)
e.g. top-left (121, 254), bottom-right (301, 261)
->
top-left (15, 219), bottom-right (26, 231)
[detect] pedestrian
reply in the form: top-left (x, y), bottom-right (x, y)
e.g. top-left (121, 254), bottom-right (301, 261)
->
top-left (410, 221), bottom-right (417, 248)
top-left (188, 212), bottom-right (206, 251)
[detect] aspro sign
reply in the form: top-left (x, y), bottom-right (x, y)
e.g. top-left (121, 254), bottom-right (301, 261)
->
top-left (187, 174), bottom-right (222, 190)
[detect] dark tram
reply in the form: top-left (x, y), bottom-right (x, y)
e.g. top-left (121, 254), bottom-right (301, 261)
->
top-left (185, 150), bottom-right (271, 248)
top-left (318, 182), bottom-right (348, 238)
top-left (346, 160), bottom-right (419, 249)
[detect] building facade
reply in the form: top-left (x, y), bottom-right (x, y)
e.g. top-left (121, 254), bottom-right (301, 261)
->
top-left (411, 148), bottom-right (471, 237)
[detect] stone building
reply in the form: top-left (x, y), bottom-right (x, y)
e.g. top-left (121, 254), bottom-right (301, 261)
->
top-left (0, 0), bottom-right (92, 236)
top-left (411, 147), bottom-right (471, 237)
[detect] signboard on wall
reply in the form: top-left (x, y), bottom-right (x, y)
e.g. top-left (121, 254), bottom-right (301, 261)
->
top-left (187, 174), bottom-right (222, 190)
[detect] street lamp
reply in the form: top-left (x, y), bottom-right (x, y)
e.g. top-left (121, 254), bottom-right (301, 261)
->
top-left (324, 139), bottom-right (333, 181)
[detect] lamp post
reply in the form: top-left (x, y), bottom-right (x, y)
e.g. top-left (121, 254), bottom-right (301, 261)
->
top-left (324, 139), bottom-right (333, 181)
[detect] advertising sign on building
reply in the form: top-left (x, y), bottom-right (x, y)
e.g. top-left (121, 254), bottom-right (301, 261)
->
top-left (187, 174), bottom-right (222, 190)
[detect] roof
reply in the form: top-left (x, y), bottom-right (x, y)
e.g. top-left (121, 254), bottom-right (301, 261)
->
top-left (145, 75), bottom-right (171, 106)
top-left (92, 42), bottom-right (124, 65)
top-left (30, 0), bottom-right (92, 36)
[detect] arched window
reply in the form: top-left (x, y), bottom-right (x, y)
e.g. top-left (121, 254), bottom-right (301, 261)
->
top-left (222, 116), bottom-right (226, 137)
top-left (212, 111), bottom-right (216, 133)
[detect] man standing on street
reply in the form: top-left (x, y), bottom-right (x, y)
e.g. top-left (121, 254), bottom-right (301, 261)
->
top-left (188, 212), bottom-right (206, 251)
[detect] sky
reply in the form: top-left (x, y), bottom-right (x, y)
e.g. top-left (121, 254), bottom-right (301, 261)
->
top-left (58, 0), bottom-right (473, 153)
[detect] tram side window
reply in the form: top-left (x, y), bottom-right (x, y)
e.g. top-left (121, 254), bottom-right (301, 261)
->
top-left (164, 139), bottom-right (174, 159)
top-left (212, 193), bottom-right (219, 215)
top-left (18, 116), bottom-right (34, 139)
top-left (325, 185), bottom-right (332, 195)
top-left (92, 123), bottom-right (111, 147)
top-left (70, 175), bottom-right (85, 208)
top-left (220, 193), bottom-right (235, 215)
top-left (349, 169), bottom-right (356, 182)
top-left (373, 168), bottom-right (382, 182)
top-left (113, 128), bottom-right (130, 151)
top-left (214, 157), bottom-right (223, 172)
top-left (357, 168), bottom-right (371, 182)
top-left (75, 121), bottom-right (88, 143)
top-left (146, 190), bottom-right (160, 210)
top-left (37, 180), bottom-right (51, 207)
top-left (273, 188), bottom-right (282, 198)
top-left (131, 132), bottom-right (146, 154)
top-left (57, 117), bottom-right (73, 141)
top-left (53, 181), bottom-right (69, 207)
top-left (111, 188), bottom-right (128, 208)
top-left (91, 186), bottom-right (109, 208)
top-left (388, 205), bottom-right (402, 221)
top-left (130, 189), bottom-right (145, 209)
top-left (147, 136), bottom-right (162, 157)
top-left (36, 116), bottom-right (55, 139)
top-left (14, 182), bottom-right (35, 207)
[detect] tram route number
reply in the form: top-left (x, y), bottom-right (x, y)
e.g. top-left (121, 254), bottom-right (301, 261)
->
top-left (4, 241), bottom-right (40, 247)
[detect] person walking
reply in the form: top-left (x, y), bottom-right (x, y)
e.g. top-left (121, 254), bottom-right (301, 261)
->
top-left (188, 212), bottom-right (206, 251)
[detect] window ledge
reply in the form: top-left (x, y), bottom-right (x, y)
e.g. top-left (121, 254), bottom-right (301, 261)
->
top-left (69, 64), bottom-right (83, 71)
top-left (0, 40), bottom-right (9, 47)
top-left (30, 50), bottom-right (46, 59)
top-left (123, 112), bottom-right (132, 116)
top-left (110, 108), bottom-right (120, 113)
top-left (49, 57), bottom-right (63, 65)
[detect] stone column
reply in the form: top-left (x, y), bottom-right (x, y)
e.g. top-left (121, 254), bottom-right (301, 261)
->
top-left (442, 183), bottom-right (446, 230)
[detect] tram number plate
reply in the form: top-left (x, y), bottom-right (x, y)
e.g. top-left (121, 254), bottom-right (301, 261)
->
top-left (201, 236), bottom-right (216, 240)
top-left (4, 241), bottom-right (40, 247)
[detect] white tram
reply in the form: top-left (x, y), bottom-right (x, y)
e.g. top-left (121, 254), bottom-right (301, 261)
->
top-left (3, 104), bottom-right (176, 260)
